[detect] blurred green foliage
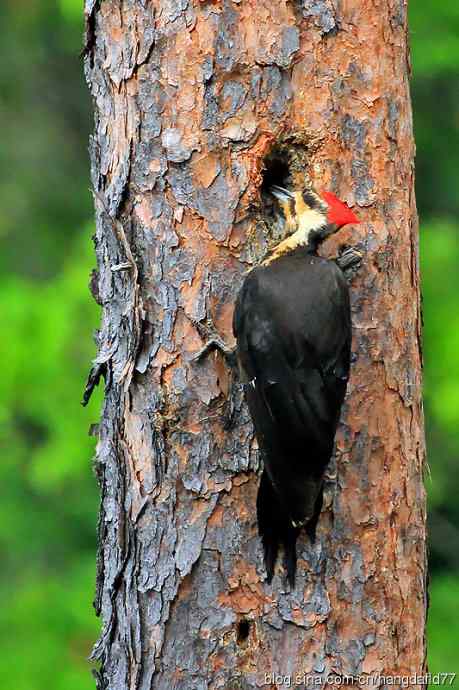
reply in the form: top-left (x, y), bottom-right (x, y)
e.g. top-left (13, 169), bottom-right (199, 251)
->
top-left (427, 577), bottom-right (459, 677)
top-left (0, 0), bottom-right (457, 687)
top-left (0, 1), bottom-right (101, 688)
top-left (0, 229), bottom-right (102, 689)
top-left (410, 1), bottom-right (459, 76)
top-left (0, 0), bottom-right (91, 279)
top-left (411, 1), bottom-right (459, 679)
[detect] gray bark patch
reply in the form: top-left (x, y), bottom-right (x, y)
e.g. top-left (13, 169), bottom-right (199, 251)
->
top-left (301, 0), bottom-right (337, 35)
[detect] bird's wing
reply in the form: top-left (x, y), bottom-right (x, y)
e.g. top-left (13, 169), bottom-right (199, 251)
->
top-left (233, 261), bottom-right (351, 463)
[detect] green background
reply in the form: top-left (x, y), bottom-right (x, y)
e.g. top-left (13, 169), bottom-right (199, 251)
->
top-left (0, 1), bottom-right (458, 686)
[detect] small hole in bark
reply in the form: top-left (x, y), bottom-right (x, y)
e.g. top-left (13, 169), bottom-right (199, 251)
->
top-left (236, 618), bottom-right (250, 644)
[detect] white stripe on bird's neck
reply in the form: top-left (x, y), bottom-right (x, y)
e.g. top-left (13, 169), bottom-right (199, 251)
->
top-left (263, 192), bottom-right (327, 265)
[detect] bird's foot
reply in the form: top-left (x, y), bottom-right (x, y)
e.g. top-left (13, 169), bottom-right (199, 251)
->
top-left (191, 317), bottom-right (237, 367)
top-left (336, 245), bottom-right (363, 283)
top-left (191, 317), bottom-right (240, 429)
top-left (198, 381), bottom-right (243, 430)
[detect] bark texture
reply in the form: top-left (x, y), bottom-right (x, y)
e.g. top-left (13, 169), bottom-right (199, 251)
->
top-left (84, 1), bottom-right (427, 688)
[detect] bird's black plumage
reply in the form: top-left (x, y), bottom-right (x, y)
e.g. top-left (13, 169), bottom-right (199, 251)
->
top-left (233, 245), bottom-right (352, 585)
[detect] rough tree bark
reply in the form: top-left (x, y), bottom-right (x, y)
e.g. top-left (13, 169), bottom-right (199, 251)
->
top-left (84, 1), bottom-right (427, 688)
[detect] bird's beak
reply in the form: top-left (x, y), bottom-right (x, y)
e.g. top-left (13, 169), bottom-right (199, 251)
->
top-left (269, 185), bottom-right (295, 202)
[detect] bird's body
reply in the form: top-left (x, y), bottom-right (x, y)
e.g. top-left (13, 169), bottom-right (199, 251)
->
top-left (233, 185), bottom-right (358, 585)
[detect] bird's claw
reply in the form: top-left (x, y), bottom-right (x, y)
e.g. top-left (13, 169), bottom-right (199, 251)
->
top-left (190, 317), bottom-right (241, 430)
top-left (191, 318), bottom-right (236, 366)
top-left (336, 246), bottom-right (364, 282)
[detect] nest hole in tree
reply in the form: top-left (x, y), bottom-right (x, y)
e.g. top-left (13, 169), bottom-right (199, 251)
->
top-left (260, 148), bottom-right (292, 226)
top-left (261, 151), bottom-right (291, 195)
top-left (260, 134), bottom-right (311, 201)
top-left (236, 618), bottom-right (251, 644)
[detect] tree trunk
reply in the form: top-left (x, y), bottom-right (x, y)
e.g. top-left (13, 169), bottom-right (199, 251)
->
top-left (84, 1), bottom-right (427, 688)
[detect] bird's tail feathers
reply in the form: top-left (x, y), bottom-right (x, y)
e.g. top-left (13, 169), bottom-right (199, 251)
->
top-left (256, 470), bottom-right (300, 587)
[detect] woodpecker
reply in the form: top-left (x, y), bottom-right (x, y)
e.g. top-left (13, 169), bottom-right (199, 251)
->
top-left (233, 185), bottom-right (360, 586)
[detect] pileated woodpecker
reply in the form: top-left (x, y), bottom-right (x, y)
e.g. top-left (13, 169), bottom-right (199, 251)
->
top-left (233, 185), bottom-right (360, 586)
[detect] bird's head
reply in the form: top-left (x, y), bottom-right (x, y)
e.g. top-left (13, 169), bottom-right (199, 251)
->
top-left (270, 185), bottom-right (359, 249)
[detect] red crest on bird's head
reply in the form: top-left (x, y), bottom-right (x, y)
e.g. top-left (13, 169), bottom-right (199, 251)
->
top-left (320, 191), bottom-right (360, 228)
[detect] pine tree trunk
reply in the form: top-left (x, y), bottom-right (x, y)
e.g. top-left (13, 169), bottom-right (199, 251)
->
top-left (84, 1), bottom-right (427, 688)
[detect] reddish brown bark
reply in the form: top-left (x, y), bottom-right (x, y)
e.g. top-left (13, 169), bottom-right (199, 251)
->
top-left (84, 1), bottom-right (427, 688)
